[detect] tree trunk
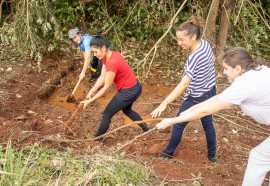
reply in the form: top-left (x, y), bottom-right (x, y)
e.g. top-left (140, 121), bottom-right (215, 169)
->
top-left (217, 0), bottom-right (234, 61)
top-left (204, 0), bottom-right (220, 53)
top-left (0, 0), bottom-right (5, 22)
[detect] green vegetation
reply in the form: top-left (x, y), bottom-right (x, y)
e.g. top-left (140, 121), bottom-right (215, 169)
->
top-left (0, 1), bottom-right (269, 184)
top-left (0, 0), bottom-right (269, 72)
top-left (230, 0), bottom-right (270, 59)
top-left (0, 141), bottom-right (154, 185)
top-left (1, 0), bottom-right (62, 72)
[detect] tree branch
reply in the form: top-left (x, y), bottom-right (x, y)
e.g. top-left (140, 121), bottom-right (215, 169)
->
top-left (136, 0), bottom-right (188, 77)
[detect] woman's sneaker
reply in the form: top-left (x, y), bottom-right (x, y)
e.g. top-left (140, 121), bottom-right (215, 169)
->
top-left (208, 156), bottom-right (217, 163)
top-left (159, 152), bottom-right (173, 159)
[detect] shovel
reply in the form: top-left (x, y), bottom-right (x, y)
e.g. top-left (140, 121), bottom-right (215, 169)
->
top-left (66, 78), bottom-right (82, 103)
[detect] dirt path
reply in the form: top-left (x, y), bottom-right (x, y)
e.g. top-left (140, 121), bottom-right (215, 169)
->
top-left (1, 50), bottom-right (270, 185)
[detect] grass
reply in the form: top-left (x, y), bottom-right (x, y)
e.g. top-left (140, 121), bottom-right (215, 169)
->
top-left (0, 141), bottom-right (156, 185)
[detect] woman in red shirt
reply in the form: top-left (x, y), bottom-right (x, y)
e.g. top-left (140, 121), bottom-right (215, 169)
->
top-left (81, 32), bottom-right (149, 137)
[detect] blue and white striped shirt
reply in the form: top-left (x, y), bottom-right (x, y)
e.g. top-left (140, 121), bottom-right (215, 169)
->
top-left (183, 39), bottom-right (216, 99)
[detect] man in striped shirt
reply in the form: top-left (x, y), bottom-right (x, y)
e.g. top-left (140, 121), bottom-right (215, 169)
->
top-left (151, 16), bottom-right (217, 163)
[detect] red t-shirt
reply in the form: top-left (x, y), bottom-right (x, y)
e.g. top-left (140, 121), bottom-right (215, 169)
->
top-left (102, 51), bottom-right (137, 90)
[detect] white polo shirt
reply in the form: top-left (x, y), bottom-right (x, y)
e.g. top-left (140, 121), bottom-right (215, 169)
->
top-left (219, 65), bottom-right (270, 125)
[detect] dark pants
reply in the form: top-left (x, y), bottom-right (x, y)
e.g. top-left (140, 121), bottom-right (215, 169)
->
top-left (90, 56), bottom-right (102, 78)
top-left (163, 86), bottom-right (217, 158)
top-left (95, 81), bottom-right (149, 136)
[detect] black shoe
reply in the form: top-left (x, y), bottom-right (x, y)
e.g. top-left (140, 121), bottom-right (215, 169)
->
top-left (142, 127), bottom-right (149, 132)
top-left (90, 77), bottom-right (98, 82)
top-left (159, 152), bottom-right (173, 159)
top-left (208, 156), bottom-right (217, 163)
top-left (139, 124), bottom-right (149, 132)
top-left (90, 73), bottom-right (100, 82)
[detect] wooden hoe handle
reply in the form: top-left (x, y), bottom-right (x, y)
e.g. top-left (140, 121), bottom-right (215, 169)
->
top-left (71, 78), bottom-right (82, 95)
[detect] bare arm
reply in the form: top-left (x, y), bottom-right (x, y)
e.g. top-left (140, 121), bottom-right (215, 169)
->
top-left (79, 51), bottom-right (92, 79)
top-left (81, 69), bottom-right (115, 109)
top-left (86, 64), bottom-right (107, 97)
top-left (150, 74), bottom-right (190, 117)
top-left (156, 95), bottom-right (233, 129)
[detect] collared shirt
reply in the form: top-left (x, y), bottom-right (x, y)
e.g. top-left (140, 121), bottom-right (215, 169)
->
top-left (78, 34), bottom-right (92, 52)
